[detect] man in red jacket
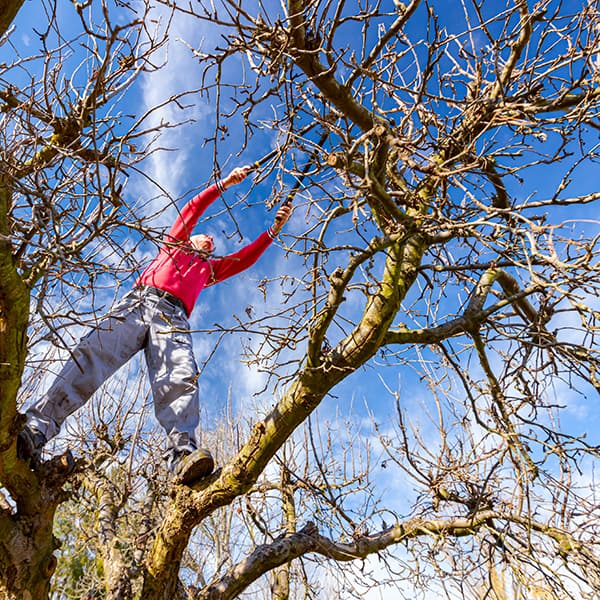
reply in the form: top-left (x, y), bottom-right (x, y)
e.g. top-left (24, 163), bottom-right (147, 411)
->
top-left (18, 166), bottom-right (292, 485)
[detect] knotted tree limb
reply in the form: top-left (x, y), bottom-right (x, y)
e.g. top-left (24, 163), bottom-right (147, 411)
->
top-left (197, 510), bottom-right (500, 600)
top-left (287, 0), bottom-right (375, 133)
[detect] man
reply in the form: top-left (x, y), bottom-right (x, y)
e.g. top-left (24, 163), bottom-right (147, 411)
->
top-left (18, 166), bottom-right (292, 485)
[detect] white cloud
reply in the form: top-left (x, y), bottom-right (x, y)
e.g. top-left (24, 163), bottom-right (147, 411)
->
top-left (135, 2), bottom-right (217, 220)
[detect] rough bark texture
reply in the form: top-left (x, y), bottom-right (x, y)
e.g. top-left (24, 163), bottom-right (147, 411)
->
top-left (0, 179), bottom-right (28, 449)
top-left (0, 0), bottom-right (25, 39)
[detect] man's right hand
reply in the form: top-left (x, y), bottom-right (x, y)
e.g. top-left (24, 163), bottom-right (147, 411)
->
top-left (221, 166), bottom-right (250, 189)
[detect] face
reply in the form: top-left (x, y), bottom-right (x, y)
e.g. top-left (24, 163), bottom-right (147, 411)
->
top-left (190, 234), bottom-right (215, 254)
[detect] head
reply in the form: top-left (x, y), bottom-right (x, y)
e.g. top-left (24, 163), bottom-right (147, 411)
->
top-left (190, 234), bottom-right (215, 254)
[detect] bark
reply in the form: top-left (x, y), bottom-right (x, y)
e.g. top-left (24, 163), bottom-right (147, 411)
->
top-left (98, 483), bottom-right (133, 600)
top-left (0, 494), bottom-right (58, 600)
top-left (0, 177), bottom-right (69, 599)
top-left (0, 178), bottom-right (28, 452)
top-left (0, 459), bottom-right (72, 598)
top-left (197, 512), bottom-right (499, 599)
top-left (0, 0), bottom-right (25, 40)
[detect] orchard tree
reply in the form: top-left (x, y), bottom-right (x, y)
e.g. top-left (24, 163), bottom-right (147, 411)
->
top-left (0, 1), bottom-right (182, 596)
top-left (2, 1), bottom-right (600, 599)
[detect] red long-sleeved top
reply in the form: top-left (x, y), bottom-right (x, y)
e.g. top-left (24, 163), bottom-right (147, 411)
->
top-left (136, 183), bottom-right (274, 316)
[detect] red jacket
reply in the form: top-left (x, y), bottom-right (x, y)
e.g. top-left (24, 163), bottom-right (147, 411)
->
top-left (137, 183), bottom-right (275, 316)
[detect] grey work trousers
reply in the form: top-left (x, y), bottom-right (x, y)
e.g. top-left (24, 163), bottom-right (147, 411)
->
top-left (26, 287), bottom-right (200, 451)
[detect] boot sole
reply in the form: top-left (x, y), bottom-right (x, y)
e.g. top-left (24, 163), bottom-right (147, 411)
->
top-left (173, 450), bottom-right (215, 485)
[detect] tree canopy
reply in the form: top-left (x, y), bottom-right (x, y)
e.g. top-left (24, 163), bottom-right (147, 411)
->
top-left (1, 1), bottom-right (600, 598)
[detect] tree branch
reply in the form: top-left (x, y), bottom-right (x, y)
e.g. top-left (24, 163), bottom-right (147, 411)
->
top-left (0, 0), bottom-right (25, 39)
top-left (198, 511), bottom-right (500, 599)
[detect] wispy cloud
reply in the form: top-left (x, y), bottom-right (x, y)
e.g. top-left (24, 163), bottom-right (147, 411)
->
top-left (136, 3), bottom-right (217, 219)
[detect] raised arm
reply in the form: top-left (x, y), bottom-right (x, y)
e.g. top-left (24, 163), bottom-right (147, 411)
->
top-left (210, 199), bottom-right (292, 283)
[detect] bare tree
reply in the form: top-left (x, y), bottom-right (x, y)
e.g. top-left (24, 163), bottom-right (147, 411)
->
top-left (0, 1), bottom-right (187, 596)
top-left (2, 0), bottom-right (600, 599)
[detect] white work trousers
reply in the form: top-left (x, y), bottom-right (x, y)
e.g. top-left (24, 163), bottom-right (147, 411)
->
top-left (26, 287), bottom-right (200, 451)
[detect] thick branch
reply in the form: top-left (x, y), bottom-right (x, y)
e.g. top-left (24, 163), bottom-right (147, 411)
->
top-left (490, 0), bottom-right (532, 100)
top-left (384, 268), bottom-right (542, 346)
top-left (331, 233), bottom-right (428, 370)
top-left (286, 1), bottom-right (375, 132)
top-left (0, 177), bottom-right (29, 448)
top-left (0, 0), bottom-right (25, 39)
top-left (198, 511), bottom-right (499, 599)
top-left (307, 231), bottom-right (408, 367)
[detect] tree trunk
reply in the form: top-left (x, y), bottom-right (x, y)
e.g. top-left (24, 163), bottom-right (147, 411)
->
top-left (0, 514), bottom-right (58, 600)
top-left (0, 179), bottom-right (29, 449)
top-left (0, 177), bottom-right (62, 600)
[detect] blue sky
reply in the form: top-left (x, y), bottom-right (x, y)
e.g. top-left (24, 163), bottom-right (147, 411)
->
top-left (6, 1), bottom-right (600, 597)
top-left (9, 0), bottom-right (599, 497)
top-left (12, 1), bottom-right (597, 478)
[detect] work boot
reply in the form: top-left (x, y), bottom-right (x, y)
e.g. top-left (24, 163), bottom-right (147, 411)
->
top-left (167, 447), bottom-right (215, 486)
top-left (17, 425), bottom-right (47, 467)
